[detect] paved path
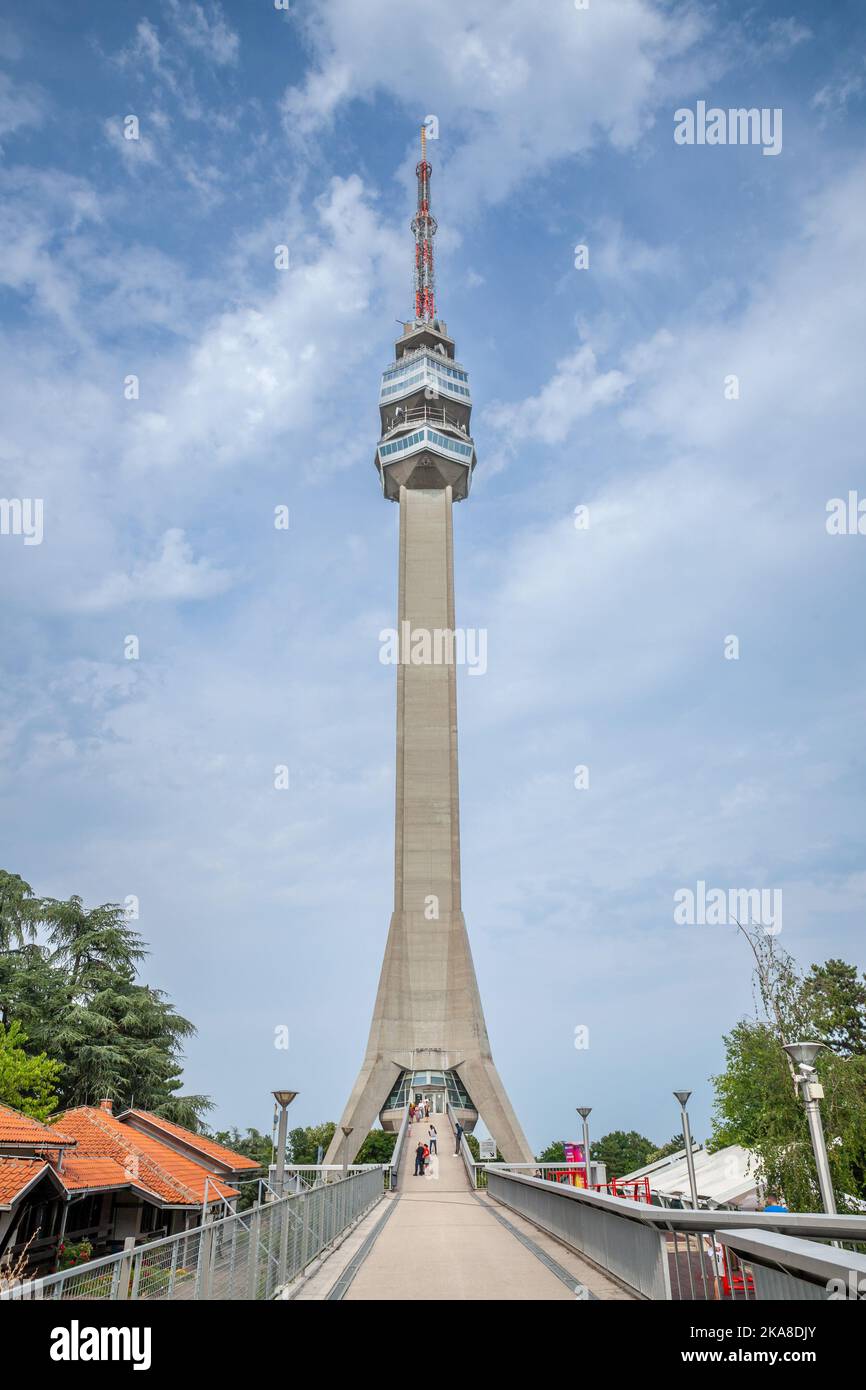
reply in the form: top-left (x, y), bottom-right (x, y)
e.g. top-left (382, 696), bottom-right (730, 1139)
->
top-left (327, 1116), bottom-right (631, 1302)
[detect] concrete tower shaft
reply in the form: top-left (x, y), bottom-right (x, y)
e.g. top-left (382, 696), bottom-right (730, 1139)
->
top-left (325, 133), bottom-right (533, 1168)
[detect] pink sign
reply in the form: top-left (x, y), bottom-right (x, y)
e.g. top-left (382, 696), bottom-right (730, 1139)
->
top-left (563, 1142), bottom-right (587, 1186)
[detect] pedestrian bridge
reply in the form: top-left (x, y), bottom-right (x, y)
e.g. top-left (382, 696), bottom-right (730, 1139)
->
top-left (7, 1109), bottom-right (866, 1303)
top-left (296, 1111), bottom-right (628, 1301)
top-left (292, 1109), bottom-right (866, 1303)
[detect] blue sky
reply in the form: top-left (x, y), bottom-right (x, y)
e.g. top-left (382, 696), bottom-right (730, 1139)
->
top-left (2, 0), bottom-right (865, 1153)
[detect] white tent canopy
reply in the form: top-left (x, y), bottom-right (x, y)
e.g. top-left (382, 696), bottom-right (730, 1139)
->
top-left (619, 1144), bottom-right (761, 1210)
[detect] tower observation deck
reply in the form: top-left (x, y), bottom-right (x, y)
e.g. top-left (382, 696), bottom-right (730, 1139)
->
top-left (374, 127), bottom-right (476, 503)
top-left (325, 128), bottom-right (532, 1168)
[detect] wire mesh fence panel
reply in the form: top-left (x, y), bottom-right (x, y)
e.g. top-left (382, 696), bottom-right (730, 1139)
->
top-left (135, 1230), bottom-right (199, 1302)
top-left (261, 1205), bottom-right (281, 1300)
top-left (288, 1201), bottom-right (303, 1281)
top-left (206, 1214), bottom-right (250, 1301)
top-left (1, 1167), bottom-right (386, 1303)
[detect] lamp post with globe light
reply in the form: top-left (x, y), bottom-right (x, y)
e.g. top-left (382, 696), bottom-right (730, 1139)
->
top-left (783, 1042), bottom-right (836, 1214)
top-left (576, 1108), bottom-right (592, 1189)
top-left (674, 1091), bottom-right (700, 1210)
top-left (341, 1125), bottom-right (354, 1177)
top-left (272, 1090), bottom-right (298, 1198)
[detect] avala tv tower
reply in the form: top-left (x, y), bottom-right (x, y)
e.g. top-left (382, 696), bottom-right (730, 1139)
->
top-left (325, 129), bottom-right (533, 1166)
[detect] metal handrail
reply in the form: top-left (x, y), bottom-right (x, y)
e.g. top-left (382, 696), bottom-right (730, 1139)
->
top-left (382, 405), bottom-right (468, 437)
top-left (484, 1167), bottom-right (866, 1302)
top-left (385, 344), bottom-right (466, 373)
top-left (446, 1102), bottom-right (478, 1189)
top-left (2, 1167), bottom-right (386, 1302)
top-left (492, 1161), bottom-right (607, 1188)
top-left (490, 1171), bottom-right (866, 1238)
top-left (389, 1107), bottom-right (410, 1191)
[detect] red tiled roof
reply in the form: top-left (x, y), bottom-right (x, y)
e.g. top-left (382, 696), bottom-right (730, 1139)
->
top-left (119, 1111), bottom-right (260, 1171)
top-left (57, 1156), bottom-right (134, 1193)
top-left (0, 1104), bottom-right (74, 1148)
top-left (49, 1108), bottom-right (239, 1206)
top-left (0, 1157), bottom-right (50, 1207)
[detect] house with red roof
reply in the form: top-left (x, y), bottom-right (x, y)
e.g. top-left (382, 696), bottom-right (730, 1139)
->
top-left (0, 1100), bottom-right (260, 1273)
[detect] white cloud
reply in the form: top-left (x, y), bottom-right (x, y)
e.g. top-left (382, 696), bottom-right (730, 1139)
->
top-left (757, 17), bottom-right (812, 60)
top-left (113, 18), bottom-right (174, 88)
top-left (0, 167), bottom-right (103, 338)
top-left (116, 174), bottom-right (403, 477)
top-left (812, 59), bottom-right (866, 115)
top-left (0, 70), bottom-right (46, 141)
top-left (445, 158), bottom-right (866, 1037)
top-left (165, 0), bottom-right (240, 67)
top-left (73, 529), bottom-right (236, 612)
top-left (103, 115), bottom-right (160, 167)
top-left (0, 162), bottom-right (406, 624)
top-left (486, 343), bottom-right (631, 445)
top-left (589, 218), bottom-right (674, 281)
top-left (280, 0), bottom-right (711, 205)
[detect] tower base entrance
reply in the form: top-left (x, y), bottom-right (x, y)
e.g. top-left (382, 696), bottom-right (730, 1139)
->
top-left (379, 1066), bottom-right (478, 1132)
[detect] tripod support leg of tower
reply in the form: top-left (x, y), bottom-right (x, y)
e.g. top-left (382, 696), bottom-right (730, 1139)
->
top-left (456, 1056), bottom-right (535, 1164)
top-left (323, 1058), bottom-right (401, 1167)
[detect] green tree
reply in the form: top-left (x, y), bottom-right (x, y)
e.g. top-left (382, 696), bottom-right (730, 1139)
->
top-left (0, 871), bottom-right (43, 953)
top-left (209, 1126), bottom-right (272, 1167)
top-left (43, 897), bottom-right (207, 1121)
top-left (43, 893), bottom-right (148, 987)
top-left (646, 1133), bottom-right (686, 1162)
top-left (0, 874), bottom-right (61, 1032)
top-left (2, 885), bottom-right (208, 1124)
top-left (0, 1020), bottom-right (61, 1119)
top-left (711, 924), bottom-right (866, 1211)
top-left (356, 1129), bottom-right (397, 1164)
top-left (0, 940), bottom-right (67, 1034)
top-left (286, 1123), bottom-right (402, 1167)
top-left (590, 1130), bottom-right (655, 1177)
top-left (537, 1140), bottom-right (565, 1162)
top-left (802, 959), bottom-right (866, 1056)
top-left (288, 1122), bottom-right (336, 1165)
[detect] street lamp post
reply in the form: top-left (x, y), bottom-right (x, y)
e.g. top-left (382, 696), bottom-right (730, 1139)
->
top-left (783, 1042), bottom-right (837, 1215)
top-left (272, 1090), bottom-right (298, 1198)
top-left (576, 1107), bottom-right (592, 1189)
top-left (341, 1125), bottom-right (354, 1177)
top-left (674, 1091), bottom-right (700, 1211)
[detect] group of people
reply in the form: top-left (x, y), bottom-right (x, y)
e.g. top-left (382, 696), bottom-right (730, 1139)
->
top-left (409, 1099), bottom-right (467, 1178)
top-left (413, 1123), bottom-right (440, 1176)
top-left (411, 1098), bottom-right (440, 1178)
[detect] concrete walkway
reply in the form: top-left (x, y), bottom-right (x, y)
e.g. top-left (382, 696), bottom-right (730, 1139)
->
top-left (328, 1116), bottom-right (631, 1301)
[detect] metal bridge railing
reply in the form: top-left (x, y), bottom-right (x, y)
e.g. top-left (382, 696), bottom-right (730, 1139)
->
top-left (716, 1228), bottom-right (866, 1301)
top-left (390, 1107), bottom-right (410, 1190)
top-left (1, 1167), bottom-right (386, 1303)
top-left (484, 1168), bottom-right (866, 1301)
top-left (489, 1162), bottom-right (607, 1191)
top-left (445, 1102), bottom-right (482, 1188)
top-left (274, 1164), bottom-right (393, 1192)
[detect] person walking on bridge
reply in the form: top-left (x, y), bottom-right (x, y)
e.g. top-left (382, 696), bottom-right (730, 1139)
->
top-left (414, 1141), bottom-right (425, 1176)
top-left (428, 1123), bottom-right (437, 1155)
top-left (454, 1121), bottom-right (464, 1155)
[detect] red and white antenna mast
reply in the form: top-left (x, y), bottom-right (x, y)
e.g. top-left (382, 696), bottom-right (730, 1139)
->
top-left (411, 124), bottom-right (437, 323)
